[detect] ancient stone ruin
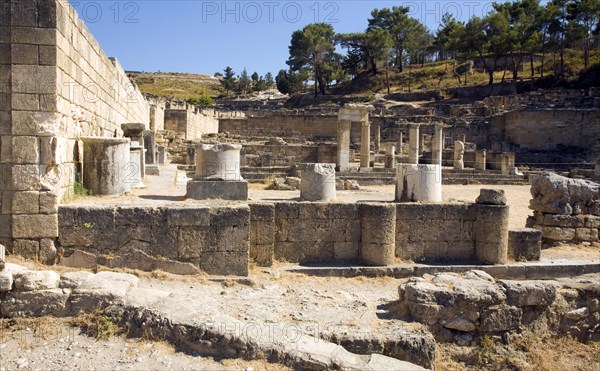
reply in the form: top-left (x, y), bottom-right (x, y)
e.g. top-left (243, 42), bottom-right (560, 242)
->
top-left (0, 1), bottom-right (598, 370)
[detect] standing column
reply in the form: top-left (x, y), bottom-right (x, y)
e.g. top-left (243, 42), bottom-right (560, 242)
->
top-left (398, 132), bottom-right (403, 155)
top-left (385, 146), bottom-right (396, 169)
top-left (475, 150), bottom-right (487, 171)
top-left (454, 141), bottom-right (465, 170)
top-left (360, 121), bottom-right (371, 168)
top-left (337, 119), bottom-right (351, 172)
top-left (432, 124), bottom-right (443, 165)
top-left (419, 134), bottom-right (426, 156)
top-left (408, 124), bottom-right (420, 164)
top-left (374, 126), bottom-right (381, 151)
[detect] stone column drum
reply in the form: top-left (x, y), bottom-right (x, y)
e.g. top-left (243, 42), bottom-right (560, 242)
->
top-left (186, 144), bottom-right (248, 200)
top-left (81, 137), bottom-right (131, 196)
top-left (408, 125), bottom-right (420, 164)
top-left (396, 164), bottom-right (442, 202)
top-left (454, 141), bottom-right (465, 170)
top-left (360, 203), bottom-right (396, 266)
top-left (474, 189), bottom-right (509, 264)
top-left (195, 143), bottom-right (242, 181)
top-left (299, 163), bottom-right (336, 202)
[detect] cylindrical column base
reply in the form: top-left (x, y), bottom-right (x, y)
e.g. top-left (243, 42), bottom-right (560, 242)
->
top-left (299, 163), bottom-right (336, 201)
top-left (396, 164), bottom-right (442, 202)
top-left (360, 203), bottom-right (396, 266)
top-left (82, 137), bottom-right (131, 196)
top-left (195, 143), bottom-right (242, 181)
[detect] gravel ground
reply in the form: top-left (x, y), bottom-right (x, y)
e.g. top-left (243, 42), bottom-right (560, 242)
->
top-left (0, 317), bottom-right (287, 370)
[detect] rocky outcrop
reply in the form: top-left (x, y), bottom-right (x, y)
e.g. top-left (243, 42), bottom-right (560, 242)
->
top-left (529, 172), bottom-right (600, 216)
top-left (397, 271), bottom-right (599, 343)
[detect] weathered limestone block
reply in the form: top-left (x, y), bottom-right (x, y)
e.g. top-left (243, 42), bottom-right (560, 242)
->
top-left (361, 203), bottom-right (396, 266)
top-left (480, 305), bottom-right (522, 333)
top-left (200, 251), bottom-right (249, 276)
top-left (529, 172), bottom-right (600, 215)
top-left (166, 207), bottom-right (210, 227)
top-left (299, 163), bottom-right (336, 202)
top-left (60, 250), bottom-right (97, 270)
top-left (1, 289), bottom-right (70, 317)
top-left (13, 270), bottom-right (60, 291)
top-left (575, 228), bottom-right (599, 242)
top-left (541, 226), bottom-right (576, 241)
top-left (12, 214), bottom-right (58, 238)
top-left (500, 280), bottom-right (556, 307)
top-left (396, 164), bottom-right (442, 202)
top-left (508, 228), bottom-right (542, 261)
top-left (475, 190), bottom-right (509, 264)
top-left (186, 180), bottom-right (248, 201)
top-left (475, 189), bottom-right (507, 205)
top-left (0, 271), bottom-right (13, 292)
top-left (475, 150), bottom-right (486, 171)
top-left (249, 203), bottom-right (275, 267)
top-left (453, 141), bottom-right (465, 170)
top-left (81, 137), bottom-right (131, 196)
top-left (128, 142), bottom-right (145, 188)
top-left (543, 214), bottom-right (584, 228)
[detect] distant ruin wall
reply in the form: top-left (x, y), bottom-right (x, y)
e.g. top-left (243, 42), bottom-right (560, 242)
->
top-left (220, 115), bottom-right (383, 142)
top-left (1, 0), bottom-right (150, 255)
top-left (164, 108), bottom-right (219, 140)
top-left (501, 109), bottom-right (600, 154)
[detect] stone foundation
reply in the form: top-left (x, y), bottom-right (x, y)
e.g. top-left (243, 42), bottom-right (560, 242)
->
top-left (186, 181), bottom-right (249, 201)
top-left (57, 198), bottom-right (510, 276)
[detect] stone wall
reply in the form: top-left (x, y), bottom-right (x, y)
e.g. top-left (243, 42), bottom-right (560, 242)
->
top-left (1, 0), bottom-right (151, 256)
top-left (251, 201), bottom-right (508, 266)
top-left (147, 95), bottom-right (166, 131)
top-left (58, 204), bottom-right (250, 276)
top-left (526, 173), bottom-right (600, 244)
top-left (243, 144), bottom-right (336, 167)
top-left (164, 105), bottom-right (219, 140)
top-left (220, 114), bottom-right (383, 142)
top-left (57, 200), bottom-right (509, 275)
top-left (156, 130), bottom-right (186, 164)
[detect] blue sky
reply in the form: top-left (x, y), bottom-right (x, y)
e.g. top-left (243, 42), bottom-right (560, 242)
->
top-left (71, 1), bottom-right (508, 76)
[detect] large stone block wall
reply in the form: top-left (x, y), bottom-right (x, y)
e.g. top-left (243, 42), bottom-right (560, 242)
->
top-left (164, 107), bottom-right (219, 140)
top-left (395, 204), bottom-right (477, 262)
top-left (251, 202), bottom-right (507, 266)
top-left (0, 0), bottom-right (151, 256)
top-left (58, 204), bottom-right (250, 276)
top-left (57, 201), bottom-right (508, 275)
